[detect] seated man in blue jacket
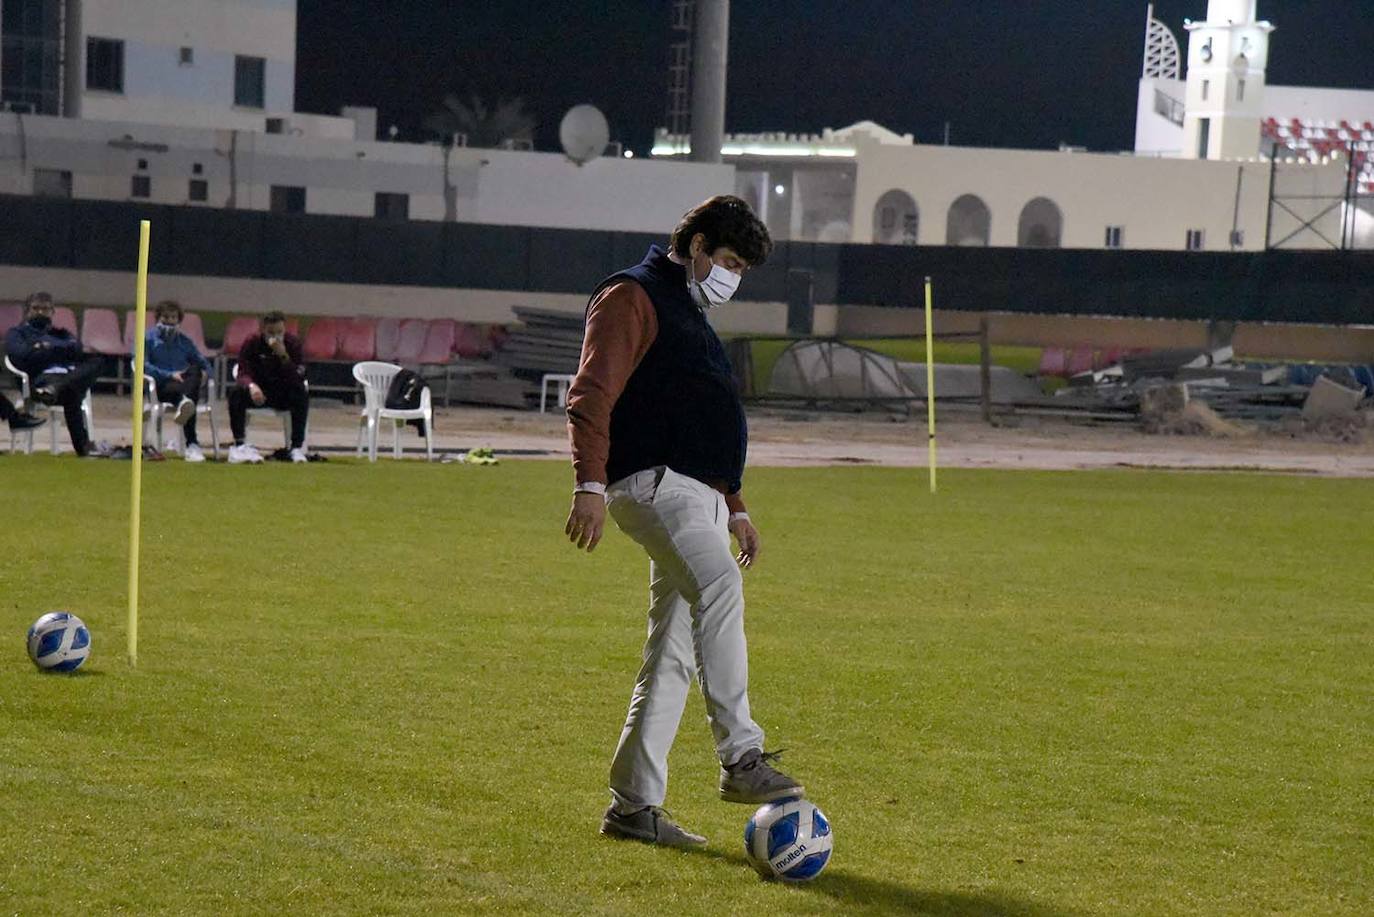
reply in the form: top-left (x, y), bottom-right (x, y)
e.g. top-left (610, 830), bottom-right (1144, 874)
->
top-left (4, 292), bottom-right (101, 456)
top-left (142, 300), bottom-right (212, 463)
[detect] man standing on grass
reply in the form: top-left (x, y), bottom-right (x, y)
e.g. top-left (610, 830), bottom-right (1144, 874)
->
top-left (229, 311), bottom-right (309, 464)
top-left (565, 195), bottom-right (803, 848)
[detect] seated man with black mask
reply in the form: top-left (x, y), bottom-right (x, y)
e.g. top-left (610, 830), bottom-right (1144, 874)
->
top-left (4, 292), bottom-right (102, 456)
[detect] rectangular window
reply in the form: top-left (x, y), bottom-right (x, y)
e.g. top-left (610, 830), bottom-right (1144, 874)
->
top-left (1104, 226), bottom-right (1124, 249)
top-left (32, 168), bottom-right (72, 198)
top-left (270, 185), bottom-right (306, 214)
top-left (1237, 79), bottom-right (1246, 102)
top-left (179, 46), bottom-right (194, 66)
top-left (85, 37), bottom-right (124, 92)
top-left (374, 192), bottom-right (410, 221)
top-left (1197, 118), bottom-right (1211, 159)
top-left (1201, 80), bottom-right (1210, 101)
top-left (1186, 229), bottom-right (1205, 251)
top-left (234, 55), bottom-right (266, 108)
top-left (189, 179), bottom-right (208, 202)
top-left (131, 175), bottom-right (151, 198)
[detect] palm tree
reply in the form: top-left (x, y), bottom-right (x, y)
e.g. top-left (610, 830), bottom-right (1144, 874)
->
top-left (424, 94), bottom-right (538, 221)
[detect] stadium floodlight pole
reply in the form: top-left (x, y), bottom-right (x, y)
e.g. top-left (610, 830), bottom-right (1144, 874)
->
top-left (127, 220), bottom-right (151, 667)
top-left (924, 276), bottom-right (937, 494)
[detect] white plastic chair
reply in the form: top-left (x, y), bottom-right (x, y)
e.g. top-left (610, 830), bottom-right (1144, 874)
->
top-left (143, 374), bottom-right (220, 460)
top-left (353, 360), bottom-right (433, 462)
top-left (4, 355), bottom-right (94, 455)
top-left (230, 363), bottom-right (300, 449)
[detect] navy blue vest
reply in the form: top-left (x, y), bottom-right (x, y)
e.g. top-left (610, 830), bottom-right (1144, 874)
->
top-left (590, 245), bottom-right (747, 493)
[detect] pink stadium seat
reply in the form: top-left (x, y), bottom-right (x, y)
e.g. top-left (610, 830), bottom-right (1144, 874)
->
top-left (375, 317), bottom-right (403, 362)
top-left (392, 319), bottom-right (429, 363)
top-left (485, 324), bottom-right (509, 355)
top-left (53, 306), bottom-right (78, 336)
top-left (416, 319), bottom-right (456, 364)
top-left (336, 318), bottom-right (377, 362)
top-left (1037, 347), bottom-right (1067, 378)
top-left (122, 309), bottom-right (154, 351)
top-left (302, 318), bottom-right (341, 361)
top-left (452, 322), bottom-right (486, 359)
top-left (81, 308), bottom-right (125, 356)
top-left (0, 303), bottom-right (21, 333)
top-left (1066, 345), bottom-right (1095, 377)
top-left (180, 312), bottom-right (218, 358)
top-left (221, 316), bottom-right (259, 356)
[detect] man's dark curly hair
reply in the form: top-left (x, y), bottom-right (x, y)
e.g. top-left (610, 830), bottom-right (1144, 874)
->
top-left (670, 195), bottom-right (773, 267)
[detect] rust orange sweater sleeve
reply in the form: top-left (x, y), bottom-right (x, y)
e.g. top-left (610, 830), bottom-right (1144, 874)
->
top-left (567, 281), bottom-right (658, 486)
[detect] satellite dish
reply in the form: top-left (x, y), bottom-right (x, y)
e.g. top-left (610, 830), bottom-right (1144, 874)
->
top-left (559, 104), bottom-right (610, 166)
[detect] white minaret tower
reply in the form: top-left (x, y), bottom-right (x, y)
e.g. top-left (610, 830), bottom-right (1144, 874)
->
top-left (1182, 0), bottom-right (1274, 160)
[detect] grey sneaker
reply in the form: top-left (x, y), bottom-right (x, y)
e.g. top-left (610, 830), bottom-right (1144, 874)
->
top-left (600, 806), bottom-right (707, 848)
top-left (719, 749), bottom-right (804, 804)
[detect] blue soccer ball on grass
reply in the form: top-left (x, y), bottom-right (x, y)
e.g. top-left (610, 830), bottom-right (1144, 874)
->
top-left (744, 797), bottom-right (833, 881)
top-left (26, 612), bottom-right (91, 673)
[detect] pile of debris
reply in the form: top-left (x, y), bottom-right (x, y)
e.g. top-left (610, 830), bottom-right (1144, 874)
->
top-left (494, 308), bottom-right (585, 380)
top-left (1054, 345), bottom-right (1372, 435)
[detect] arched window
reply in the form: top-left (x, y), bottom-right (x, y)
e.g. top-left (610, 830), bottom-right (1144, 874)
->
top-left (872, 189), bottom-right (919, 245)
top-left (1018, 197), bottom-right (1063, 248)
top-left (946, 194), bottom-right (991, 246)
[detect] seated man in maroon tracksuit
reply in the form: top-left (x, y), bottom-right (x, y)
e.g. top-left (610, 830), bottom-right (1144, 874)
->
top-left (228, 311), bottom-right (309, 464)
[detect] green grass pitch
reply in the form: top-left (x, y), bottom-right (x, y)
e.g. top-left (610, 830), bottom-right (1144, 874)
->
top-left (1, 456), bottom-right (1369, 915)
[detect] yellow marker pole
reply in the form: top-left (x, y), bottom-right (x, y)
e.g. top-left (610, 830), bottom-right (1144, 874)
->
top-left (923, 276), bottom-right (937, 495)
top-left (128, 220), bottom-right (151, 667)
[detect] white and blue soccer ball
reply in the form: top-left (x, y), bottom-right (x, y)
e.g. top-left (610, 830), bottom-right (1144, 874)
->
top-left (744, 797), bottom-right (833, 882)
top-left (26, 612), bottom-right (91, 673)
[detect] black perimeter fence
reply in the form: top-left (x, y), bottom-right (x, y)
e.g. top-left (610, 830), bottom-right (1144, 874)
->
top-left (3, 195), bottom-right (1373, 325)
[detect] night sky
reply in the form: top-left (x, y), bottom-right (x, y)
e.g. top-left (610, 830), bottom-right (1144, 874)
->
top-left (295, 1), bottom-right (1374, 154)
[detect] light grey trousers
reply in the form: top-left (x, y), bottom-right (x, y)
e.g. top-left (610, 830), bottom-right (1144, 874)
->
top-left (605, 466), bottom-right (765, 811)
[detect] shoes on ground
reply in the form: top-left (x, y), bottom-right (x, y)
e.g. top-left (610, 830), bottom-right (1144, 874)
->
top-left (599, 805), bottom-right (706, 848)
top-left (228, 443), bottom-right (263, 464)
top-left (184, 443), bottom-right (206, 463)
top-left (719, 748), bottom-right (804, 804)
top-left (289, 447), bottom-right (308, 464)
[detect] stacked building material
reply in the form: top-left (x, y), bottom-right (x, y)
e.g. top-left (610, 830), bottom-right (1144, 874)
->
top-left (494, 308), bottom-right (586, 380)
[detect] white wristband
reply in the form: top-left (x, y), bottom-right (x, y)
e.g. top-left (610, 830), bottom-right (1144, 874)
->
top-left (574, 482), bottom-right (607, 496)
top-left (729, 512), bottom-right (750, 524)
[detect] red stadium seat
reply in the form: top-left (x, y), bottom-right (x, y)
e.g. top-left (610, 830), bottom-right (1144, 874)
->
top-left (81, 308), bottom-right (125, 355)
top-left (375, 317), bottom-right (403, 362)
top-left (1066, 345), bottom-right (1095, 377)
top-left (221, 316), bottom-right (259, 356)
top-left (52, 306), bottom-right (79, 336)
top-left (122, 308), bottom-right (154, 351)
top-left (392, 319), bottom-right (428, 363)
top-left (337, 318), bottom-right (377, 362)
top-left (416, 319), bottom-right (456, 364)
top-left (1037, 347), bottom-right (1067, 378)
top-left (302, 318), bottom-right (341, 361)
top-left (0, 303), bottom-right (22, 335)
top-left (452, 322), bottom-right (486, 359)
top-left (180, 312), bottom-right (218, 358)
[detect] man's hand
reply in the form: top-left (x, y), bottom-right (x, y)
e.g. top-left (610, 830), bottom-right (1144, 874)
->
top-left (565, 492), bottom-right (606, 552)
top-left (729, 517), bottom-right (760, 569)
top-left (269, 337), bottom-right (289, 359)
top-left (248, 383), bottom-right (265, 406)
top-left (171, 371), bottom-right (185, 383)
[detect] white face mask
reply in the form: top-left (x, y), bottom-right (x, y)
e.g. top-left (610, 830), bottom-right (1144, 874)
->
top-left (687, 255), bottom-right (742, 309)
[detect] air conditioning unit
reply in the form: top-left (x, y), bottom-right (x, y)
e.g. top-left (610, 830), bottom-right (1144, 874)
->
top-left (266, 117), bottom-right (286, 134)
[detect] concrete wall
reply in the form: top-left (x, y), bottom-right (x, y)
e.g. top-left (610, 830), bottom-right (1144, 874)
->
top-left (848, 137), bottom-right (1336, 251)
top-left (74, 0), bottom-right (297, 129)
top-left (0, 113), bottom-right (736, 229)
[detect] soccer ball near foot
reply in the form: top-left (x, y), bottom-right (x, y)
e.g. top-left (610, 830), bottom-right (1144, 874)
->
top-left (26, 612), bottom-right (91, 673)
top-left (744, 797), bottom-right (832, 882)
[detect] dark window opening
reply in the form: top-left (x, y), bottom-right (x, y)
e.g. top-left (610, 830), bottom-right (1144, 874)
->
top-left (234, 55), bottom-right (265, 108)
top-left (86, 37), bottom-right (124, 92)
top-left (270, 185), bottom-right (306, 214)
top-left (374, 192), bottom-right (410, 221)
top-left (189, 179), bottom-right (208, 202)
